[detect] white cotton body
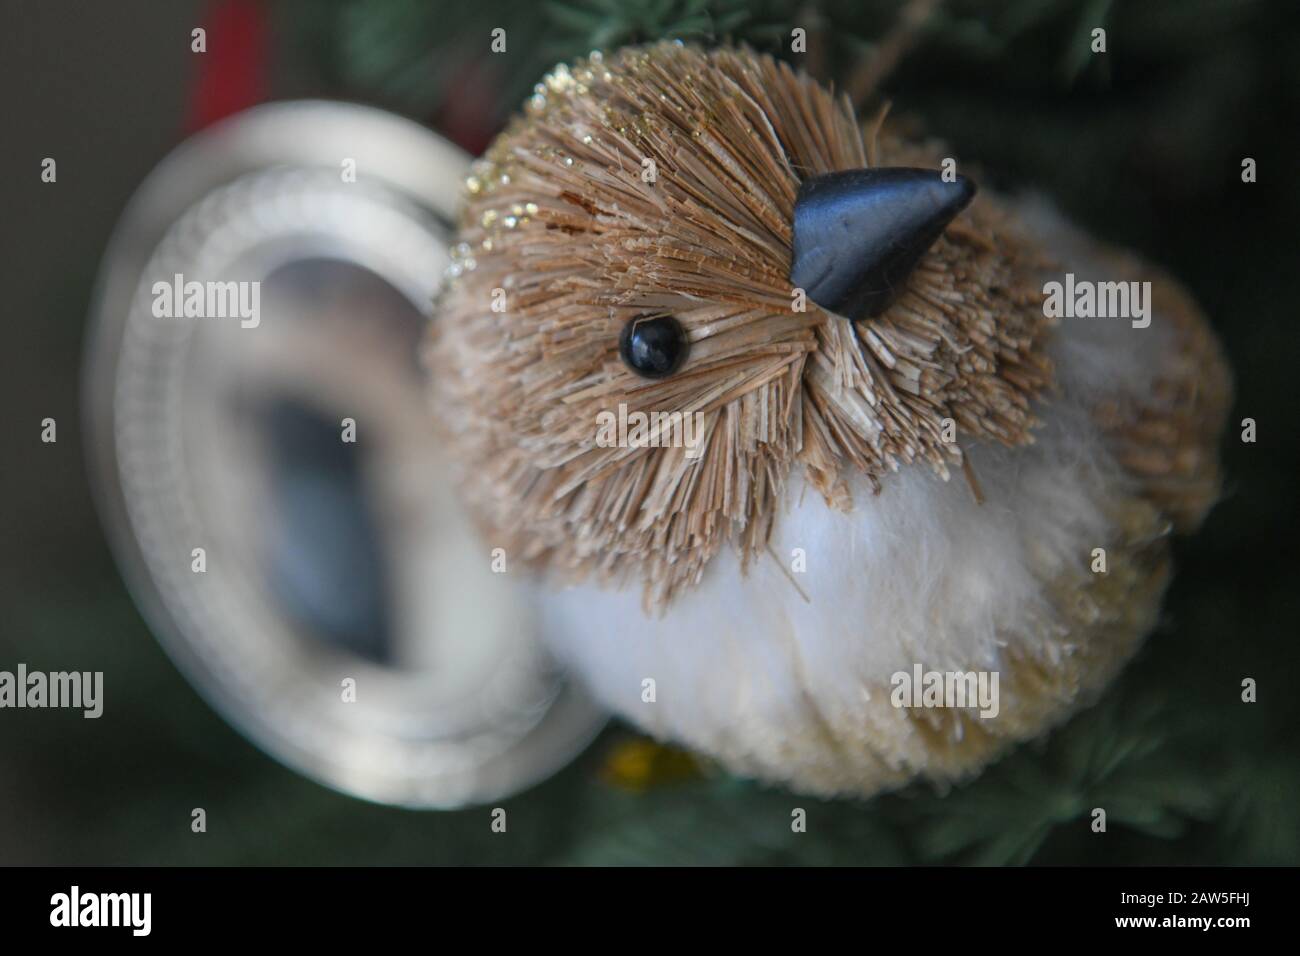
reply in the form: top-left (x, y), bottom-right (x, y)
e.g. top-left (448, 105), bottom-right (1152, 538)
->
top-left (537, 202), bottom-right (1182, 796)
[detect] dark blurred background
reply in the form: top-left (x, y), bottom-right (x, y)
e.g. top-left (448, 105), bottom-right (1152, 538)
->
top-left (1, 0), bottom-right (1298, 865)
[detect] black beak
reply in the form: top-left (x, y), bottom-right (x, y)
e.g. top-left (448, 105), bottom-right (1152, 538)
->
top-left (790, 167), bottom-right (977, 322)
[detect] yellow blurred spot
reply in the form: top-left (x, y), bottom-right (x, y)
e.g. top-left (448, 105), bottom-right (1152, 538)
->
top-left (600, 737), bottom-right (699, 792)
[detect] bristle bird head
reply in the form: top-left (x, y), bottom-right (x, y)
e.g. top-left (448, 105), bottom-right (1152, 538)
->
top-left (429, 42), bottom-right (1052, 607)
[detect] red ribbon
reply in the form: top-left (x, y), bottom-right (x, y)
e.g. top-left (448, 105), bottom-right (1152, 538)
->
top-left (186, 0), bottom-right (268, 132)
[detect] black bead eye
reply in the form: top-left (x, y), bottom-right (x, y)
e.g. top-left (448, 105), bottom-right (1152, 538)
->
top-left (618, 314), bottom-right (688, 379)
